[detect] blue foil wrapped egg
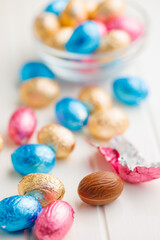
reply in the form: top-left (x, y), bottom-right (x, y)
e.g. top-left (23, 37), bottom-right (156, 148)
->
top-left (0, 195), bottom-right (42, 232)
top-left (113, 76), bottom-right (149, 106)
top-left (11, 144), bottom-right (56, 175)
top-left (20, 61), bottom-right (54, 82)
top-left (45, 0), bottom-right (69, 16)
top-left (65, 21), bottom-right (100, 54)
top-left (55, 97), bottom-right (89, 131)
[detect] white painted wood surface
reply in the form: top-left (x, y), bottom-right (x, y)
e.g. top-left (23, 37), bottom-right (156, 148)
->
top-left (0, 0), bottom-right (160, 239)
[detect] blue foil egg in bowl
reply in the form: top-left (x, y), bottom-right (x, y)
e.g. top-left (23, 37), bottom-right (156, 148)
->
top-left (34, 0), bottom-right (149, 82)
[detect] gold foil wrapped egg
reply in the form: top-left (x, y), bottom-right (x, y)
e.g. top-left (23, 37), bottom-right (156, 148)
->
top-left (88, 108), bottom-right (128, 140)
top-left (86, 1), bottom-right (98, 19)
top-left (93, 0), bottom-right (125, 21)
top-left (97, 30), bottom-right (130, 53)
top-left (34, 12), bottom-right (60, 42)
top-left (47, 27), bottom-right (73, 50)
top-left (78, 86), bottom-right (112, 113)
top-left (0, 134), bottom-right (4, 152)
top-left (37, 124), bottom-right (76, 159)
top-left (18, 173), bottom-right (65, 207)
top-left (19, 77), bottom-right (60, 109)
top-left (60, 0), bottom-right (87, 27)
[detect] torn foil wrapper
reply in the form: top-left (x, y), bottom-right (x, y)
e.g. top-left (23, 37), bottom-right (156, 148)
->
top-left (97, 137), bottom-right (160, 183)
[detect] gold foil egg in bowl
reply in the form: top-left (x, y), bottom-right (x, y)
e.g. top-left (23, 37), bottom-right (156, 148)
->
top-left (88, 108), bottom-right (128, 140)
top-left (37, 123), bottom-right (76, 159)
top-left (0, 134), bottom-right (4, 152)
top-left (18, 173), bottom-right (65, 207)
top-left (78, 86), bottom-right (112, 113)
top-left (93, 0), bottom-right (125, 21)
top-left (34, 12), bottom-right (60, 43)
top-left (60, 0), bottom-right (87, 27)
top-left (19, 77), bottom-right (60, 109)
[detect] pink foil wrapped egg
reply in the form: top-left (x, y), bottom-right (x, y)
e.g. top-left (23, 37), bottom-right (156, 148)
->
top-left (8, 107), bottom-right (36, 145)
top-left (95, 20), bottom-right (108, 37)
top-left (34, 200), bottom-right (74, 240)
top-left (106, 16), bottom-right (144, 41)
top-left (93, 136), bottom-right (160, 183)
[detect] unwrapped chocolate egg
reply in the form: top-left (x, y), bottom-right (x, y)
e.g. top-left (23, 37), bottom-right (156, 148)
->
top-left (0, 134), bottom-right (4, 152)
top-left (20, 61), bottom-right (54, 82)
top-left (45, 0), bottom-right (69, 16)
top-left (34, 12), bottom-right (60, 42)
top-left (78, 86), bottom-right (112, 113)
top-left (35, 201), bottom-right (74, 240)
top-left (19, 77), bottom-right (60, 109)
top-left (93, 0), bottom-right (125, 22)
top-left (97, 30), bottom-right (130, 53)
top-left (18, 173), bottom-right (65, 207)
top-left (0, 195), bottom-right (41, 232)
top-left (88, 108), bottom-right (128, 140)
top-left (48, 27), bottom-right (73, 49)
top-left (65, 21), bottom-right (100, 54)
top-left (78, 171), bottom-right (123, 205)
top-left (12, 144), bottom-right (56, 175)
top-left (55, 97), bottom-right (89, 130)
top-left (38, 123), bottom-right (76, 159)
top-left (8, 107), bottom-right (36, 145)
top-left (113, 76), bottom-right (149, 105)
top-left (60, 0), bottom-right (87, 27)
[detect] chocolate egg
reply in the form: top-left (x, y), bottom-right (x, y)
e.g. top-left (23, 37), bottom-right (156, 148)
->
top-left (45, 0), bottom-right (69, 16)
top-left (0, 195), bottom-right (41, 232)
top-left (18, 173), bottom-right (65, 207)
top-left (97, 30), bottom-right (130, 53)
top-left (88, 108), bottom-right (128, 140)
top-left (0, 134), bottom-right (4, 152)
top-left (35, 201), bottom-right (74, 240)
top-left (48, 27), bottom-right (73, 49)
top-left (93, 0), bottom-right (125, 21)
top-left (19, 77), bottom-right (60, 109)
top-left (60, 0), bottom-right (87, 27)
top-left (11, 144), bottom-right (56, 175)
top-left (38, 124), bottom-right (75, 159)
top-left (78, 86), bottom-right (112, 113)
top-left (20, 61), bottom-right (54, 82)
top-left (34, 12), bottom-right (60, 42)
top-left (8, 107), bottom-right (36, 145)
top-left (65, 21), bottom-right (100, 54)
top-left (55, 97), bottom-right (89, 130)
top-left (113, 76), bottom-right (149, 105)
top-left (86, 0), bottom-right (98, 19)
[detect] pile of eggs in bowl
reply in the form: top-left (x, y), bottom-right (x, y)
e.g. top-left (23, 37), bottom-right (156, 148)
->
top-left (34, 0), bottom-right (144, 54)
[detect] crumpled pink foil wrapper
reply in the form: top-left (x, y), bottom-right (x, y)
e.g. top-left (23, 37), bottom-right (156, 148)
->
top-left (94, 137), bottom-right (160, 183)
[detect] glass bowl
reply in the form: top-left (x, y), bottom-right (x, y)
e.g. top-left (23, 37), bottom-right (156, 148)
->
top-left (34, 0), bottom-right (149, 82)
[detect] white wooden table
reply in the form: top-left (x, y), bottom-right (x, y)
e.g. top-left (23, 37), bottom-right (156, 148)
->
top-left (0, 0), bottom-right (160, 239)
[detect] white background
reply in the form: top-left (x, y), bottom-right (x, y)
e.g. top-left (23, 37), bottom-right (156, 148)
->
top-left (0, 0), bottom-right (160, 239)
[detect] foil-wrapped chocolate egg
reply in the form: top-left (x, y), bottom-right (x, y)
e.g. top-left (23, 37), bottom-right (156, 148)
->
top-left (35, 201), bottom-right (74, 240)
top-left (78, 86), bottom-right (112, 113)
top-left (38, 123), bottom-right (76, 159)
top-left (113, 76), bottom-right (149, 105)
top-left (86, 0), bottom-right (98, 19)
top-left (8, 107), bottom-right (36, 145)
top-left (48, 27), bottom-right (73, 49)
top-left (93, 0), bottom-right (125, 22)
top-left (18, 173), bottom-right (65, 207)
top-left (34, 12), bottom-right (60, 42)
top-left (88, 108), bottom-right (128, 140)
top-left (106, 16), bottom-right (144, 41)
top-left (60, 0), bottom-right (87, 27)
top-left (19, 77), bottom-right (60, 109)
top-left (0, 134), bottom-right (4, 152)
top-left (65, 21), bottom-right (100, 54)
top-left (45, 0), bottom-right (69, 16)
top-left (97, 30), bottom-right (130, 53)
top-left (11, 144), bottom-right (56, 175)
top-left (20, 61), bottom-right (54, 82)
top-left (0, 195), bottom-right (41, 232)
top-left (95, 20), bottom-right (108, 37)
top-left (55, 97), bottom-right (89, 131)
